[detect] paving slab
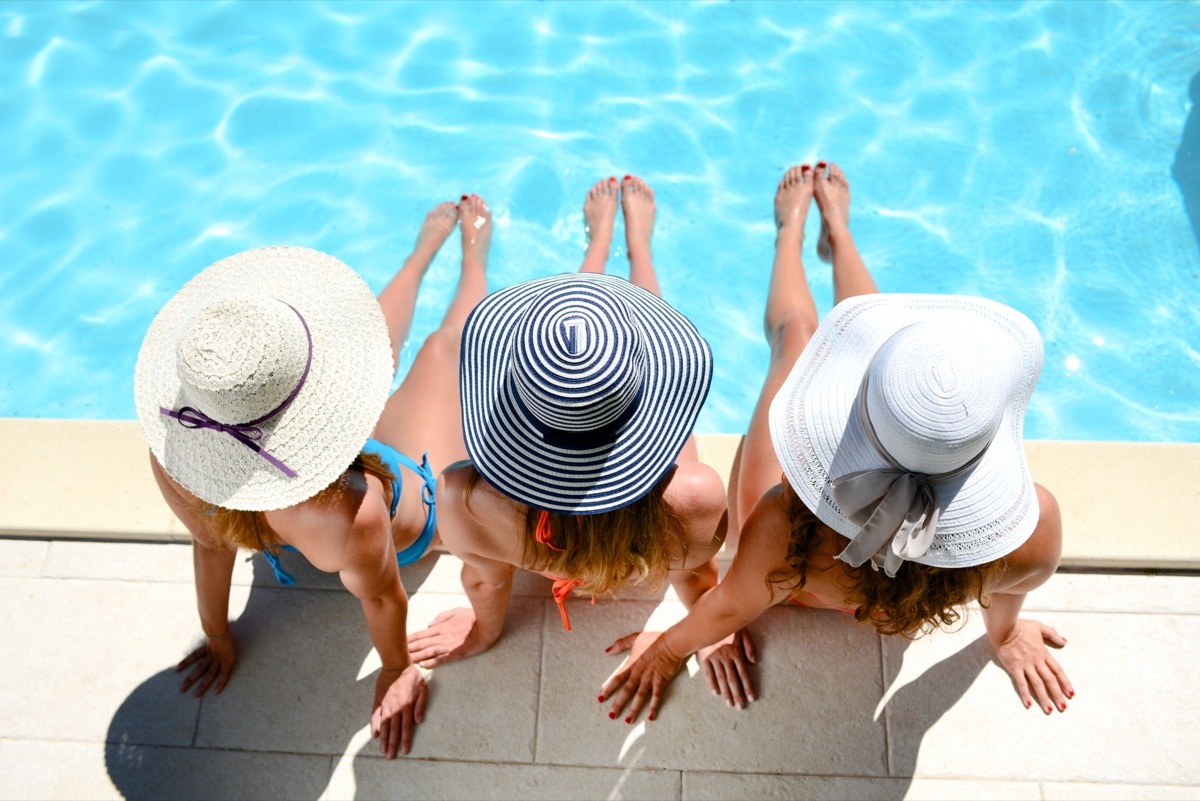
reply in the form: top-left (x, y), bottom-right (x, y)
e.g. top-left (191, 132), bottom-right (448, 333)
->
top-left (881, 610), bottom-right (1200, 784)
top-left (1022, 572), bottom-right (1200, 616)
top-left (0, 738), bottom-right (334, 801)
top-left (535, 599), bottom-right (888, 776)
top-left (0, 577), bottom-right (213, 745)
top-left (328, 755), bottom-right (680, 801)
top-left (0, 538), bottom-right (48, 576)
top-left (1040, 782), bottom-right (1200, 800)
top-left (195, 586), bottom-right (545, 763)
top-left (682, 772), bottom-right (1042, 800)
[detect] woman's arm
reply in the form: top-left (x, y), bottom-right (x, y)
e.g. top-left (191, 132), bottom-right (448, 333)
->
top-left (334, 491), bottom-right (427, 759)
top-left (148, 452), bottom-right (239, 696)
top-left (982, 484), bottom-right (1073, 714)
top-left (602, 487), bottom-right (793, 722)
top-left (407, 463), bottom-right (518, 666)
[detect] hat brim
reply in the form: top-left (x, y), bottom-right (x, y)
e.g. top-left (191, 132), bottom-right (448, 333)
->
top-left (461, 273), bottom-right (713, 514)
top-left (769, 293), bottom-right (1043, 568)
top-left (134, 246), bottom-right (394, 511)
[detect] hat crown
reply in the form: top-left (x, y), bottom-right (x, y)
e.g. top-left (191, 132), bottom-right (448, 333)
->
top-left (511, 282), bottom-right (647, 433)
top-left (866, 321), bottom-right (1012, 475)
top-left (176, 296), bottom-right (309, 425)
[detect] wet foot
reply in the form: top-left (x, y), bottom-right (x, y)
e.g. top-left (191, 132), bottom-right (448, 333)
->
top-left (621, 175), bottom-right (656, 262)
top-left (582, 177), bottom-right (619, 271)
top-left (459, 194), bottom-right (492, 267)
top-left (412, 201), bottom-right (459, 261)
top-left (775, 165), bottom-right (814, 251)
top-left (814, 162), bottom-right (850, 263)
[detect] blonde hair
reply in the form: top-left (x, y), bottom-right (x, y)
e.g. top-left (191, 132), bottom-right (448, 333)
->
top-left (769, 480), bottom-right (1006, 637)
top-left (465, 465), bottom-right (687, 596)
top-left (191, 450), bottom-right (395, 553)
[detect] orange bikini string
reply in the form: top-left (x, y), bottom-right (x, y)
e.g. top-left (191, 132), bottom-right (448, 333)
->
top-left (536, 510), bottom-right (593, 631)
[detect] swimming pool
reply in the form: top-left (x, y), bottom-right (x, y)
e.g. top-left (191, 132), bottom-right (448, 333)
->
top-left (2, 0), bottom-right (1198, 442)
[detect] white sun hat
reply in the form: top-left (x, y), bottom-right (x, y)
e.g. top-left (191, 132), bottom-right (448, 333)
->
top-left (460, 273), bottom-right (713, 514)
top-left (134, 246), bottom-right (394, 511)
top-left (769, 293), bottom-right (1044, 576)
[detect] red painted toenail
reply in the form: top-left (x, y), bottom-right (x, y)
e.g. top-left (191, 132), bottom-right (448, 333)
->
top-left (624, 174), bottom-right (631, 180)
top-left (461, 194), bottom-right (468, 200)
top-left (801, 164), bottom-right (810, 170)
top-left (817, 161), bottom-right (826, 168)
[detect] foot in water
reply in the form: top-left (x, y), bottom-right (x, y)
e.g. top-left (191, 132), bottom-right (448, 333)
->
top-left (458, 193), bottom-right (492, 267)
top-left (581, 177), bottom-right (619, 273)
top-left (621, 175), bottom-right (656, 263)
top-left (775, 164), bottom-right (814, 251)
top-left (412, 201), bottom-right (459, 262)
top-left (814, 162), bottom-right (850, 264)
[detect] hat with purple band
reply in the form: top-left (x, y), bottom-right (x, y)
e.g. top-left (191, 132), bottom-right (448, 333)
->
top-left (134, 246), bottom-right (394, 511)
top-left (769, 293), bottom-right (1044, 576)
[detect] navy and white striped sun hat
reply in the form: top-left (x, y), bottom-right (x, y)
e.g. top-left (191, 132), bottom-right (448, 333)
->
top-left (460, 273), bottom-right (713, 514)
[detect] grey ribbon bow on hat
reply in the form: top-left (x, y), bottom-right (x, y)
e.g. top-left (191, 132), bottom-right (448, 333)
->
top-left (830, 383), bottom-right (987, 578)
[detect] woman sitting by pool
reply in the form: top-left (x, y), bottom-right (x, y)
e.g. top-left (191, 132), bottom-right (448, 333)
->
top-left (407, 177), bottom-right (754, 691)
top-left (135, 194), bottom-right (492, 758)
top-left (598, 163), bottom-right (1073, 722)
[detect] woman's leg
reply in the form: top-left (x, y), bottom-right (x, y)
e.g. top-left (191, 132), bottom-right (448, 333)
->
top-left (815, 162), bottom-right (878, 303)
top-left (580, 177), bottom-right (620, 274)
top-left (373, 194), bottom-right (491, 476)
top-left (728, 166), bottom-right (821, 537)
top-left (618, 174), bottom-right (699, 463)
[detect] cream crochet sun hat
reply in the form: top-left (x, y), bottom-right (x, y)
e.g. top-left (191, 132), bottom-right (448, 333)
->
top-left (769, 293), bottom-right (1044, 575)
top-left (134, 246), bottom-right (394, 511)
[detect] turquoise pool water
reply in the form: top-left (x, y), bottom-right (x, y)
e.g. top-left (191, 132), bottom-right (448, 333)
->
top-left (2, 0), bottom-right (1198, 441)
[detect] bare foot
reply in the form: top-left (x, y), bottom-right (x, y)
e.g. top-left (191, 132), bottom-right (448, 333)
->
top-left (774, 165), bottom-right (814, 251)
top-left (458, 193), bottom-right (492, 267)
top-left (814, 162), bottom-right (850, 264)
top-left (621, 175), bottom-right (656, 263)
top-left (412, 201), bottom-right (459, 261)
top-left (581, 177), bottom-right (619, 273)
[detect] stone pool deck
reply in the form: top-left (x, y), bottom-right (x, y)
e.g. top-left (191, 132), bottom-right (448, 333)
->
top-left (1, 418), bottom-right (1198, 800)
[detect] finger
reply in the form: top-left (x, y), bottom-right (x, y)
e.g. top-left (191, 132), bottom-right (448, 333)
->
top-left (599, 669), bottom-right (630, 705)
top-left (622, 681), bottom-right (652, 724)
top-left (215, 659), bottom-right (232, 695)
top-left (1036, 662), bottom-right (1068, 712)
top-left (1012, 669), bottom-right (1033, 710)
top-left (194, 660), bottom-right (219, 697)
top-left (606, 676), bottom-right (638, 720)
top-left (604, 633), bottom-right (639, 656)
top-left (723, 661), bottom-right (747, 709)
top-left (742, 630), bottom-right (758, 664)
top-left (1041, 624), bottom-right (1068, 648)
top-left (180, 658), bottom-right (209, 693)
top-left (386, 707), bottom-right (401, 759)
top-left (407, 641), bottom-right (438, 663)
top-left (1045, 654), bottom-right (1074, 700)
top-left (645, 680), bottom-right (666, 722)
top-left (733, 654), bottom-right (756, 703)
top-left (415, 681), bottom-right (428, 724)
top-left (400, 707), bottom-right (415, 756)
top-left (175, 645), bottom-right (206, 673)
top-left (702, 659), bottom-right (719, 696)
top-left (712, 661), bottom-right (732, 706)
top-left (371, 704), bottom-right (381, 740)
top-left (1025, 667), bottom-right (1053, 715)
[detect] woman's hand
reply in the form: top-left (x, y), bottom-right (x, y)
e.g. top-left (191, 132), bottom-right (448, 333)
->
top-left (372, 665), bottom-right (427, 758)
top-left (175, 626), bottom-right (236, 697)
top-left (406, 607), bottom-right (495, 667)
top-left (599, 631), bottom-right (686, 724)
top-left (992, 618), bottom-right (1073, 713)
top-left (697, 627), bottom-right (757, 709)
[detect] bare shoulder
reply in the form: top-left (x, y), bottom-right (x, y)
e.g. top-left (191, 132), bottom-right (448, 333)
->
top-left (436, 460), bottom-right (526, 564)
top-left (737, 483), bottom-right (794, 561)
top-left (992, 483), bottom-right (1063, 595)
top-left (266, 469), bottom-right (388, 573)
top-left (663, 461), bottom-right (727, 519)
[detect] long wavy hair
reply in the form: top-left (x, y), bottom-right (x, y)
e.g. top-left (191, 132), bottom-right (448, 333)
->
top-left (190, 450), bottom-right (396, 553)
top-left (769, 480), bottom-right (1006, 637)
top-left (464, 465), bottom-right (687, 597)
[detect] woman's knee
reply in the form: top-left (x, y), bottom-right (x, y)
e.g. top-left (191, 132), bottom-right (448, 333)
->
top-left (766, 314), bottom-right (816, 359)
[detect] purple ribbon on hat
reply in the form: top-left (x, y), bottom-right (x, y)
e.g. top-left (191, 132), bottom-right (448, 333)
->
top-left (830, 377), bottom-right (988, 578)
top-left (159, 302), bottom-right (313, 479)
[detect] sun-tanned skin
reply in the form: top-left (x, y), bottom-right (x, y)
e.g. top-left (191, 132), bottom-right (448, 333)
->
top-left (407, 178), bottom-right (755, 702)
top-left (599, 163), bottom-right (1072, 724)
top-left (151, 194), bottom-right (492, 758)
